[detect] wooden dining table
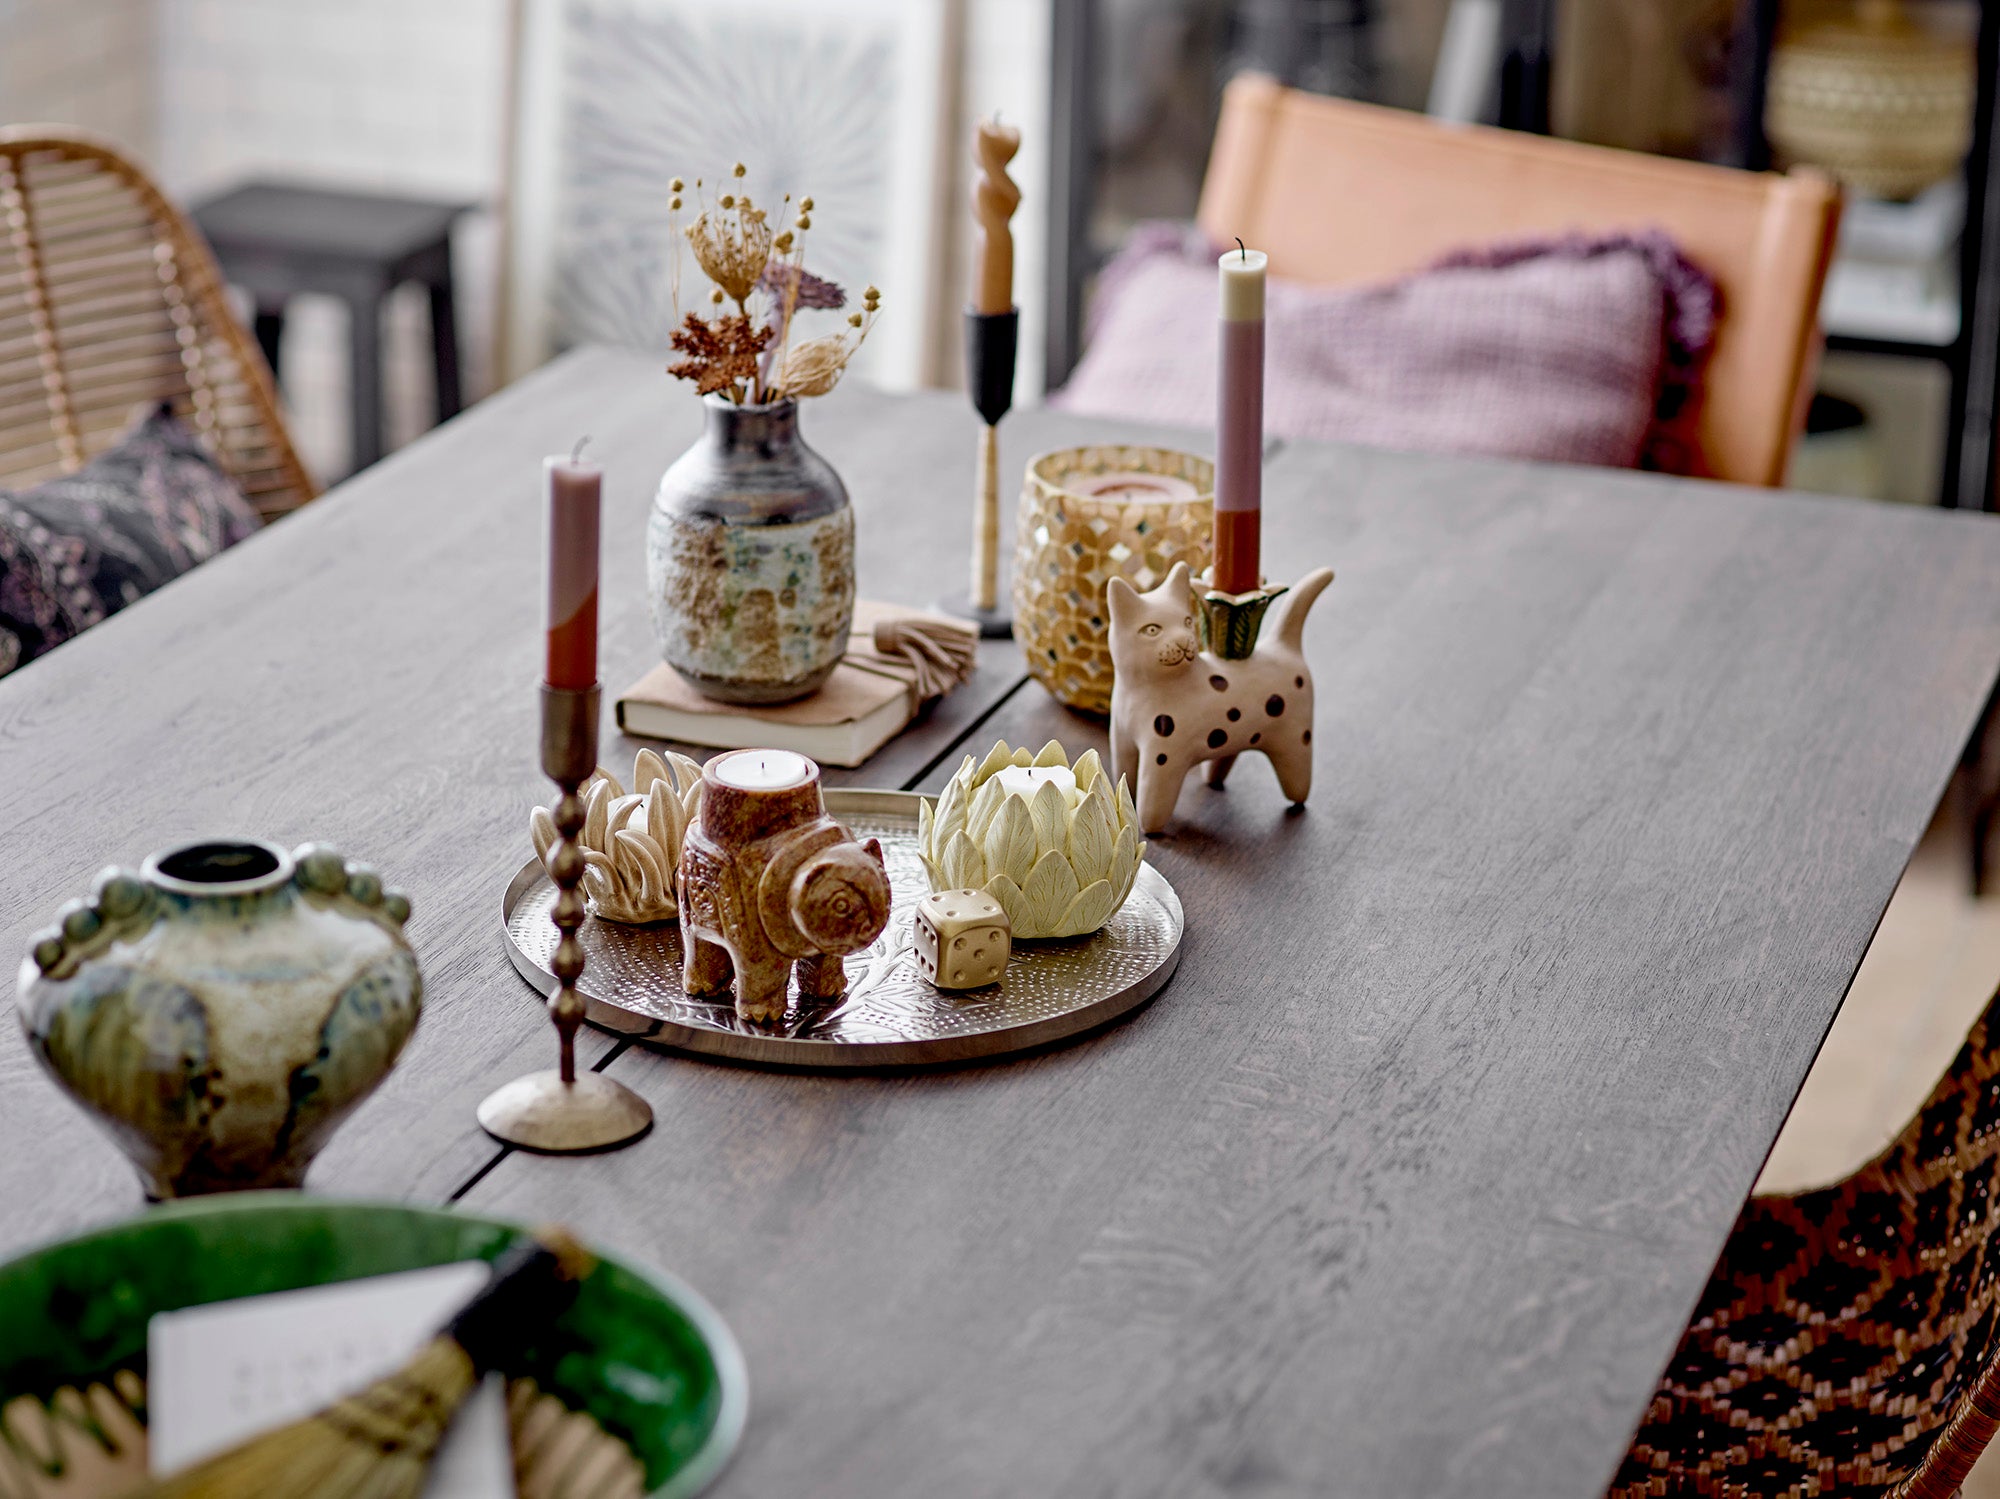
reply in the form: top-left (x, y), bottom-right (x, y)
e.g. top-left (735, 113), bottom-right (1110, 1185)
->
top-left (6, 345), bottom-right (2000, 1497)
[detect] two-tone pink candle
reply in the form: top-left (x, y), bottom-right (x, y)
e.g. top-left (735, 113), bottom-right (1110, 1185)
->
top-left (544, 448), bottom-right (600, 690)
top-left (1215, 245), bottom-right (1267, 596)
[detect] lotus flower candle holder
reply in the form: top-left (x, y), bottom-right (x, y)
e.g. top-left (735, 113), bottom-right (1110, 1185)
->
top-left (918, 740), bottom-right (1146, 939)
top-left (531, 749), bottom-right (705, 924)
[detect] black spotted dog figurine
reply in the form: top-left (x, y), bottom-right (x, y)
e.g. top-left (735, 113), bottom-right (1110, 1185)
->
top-left (1106, 560), bottom-right (1334, 834)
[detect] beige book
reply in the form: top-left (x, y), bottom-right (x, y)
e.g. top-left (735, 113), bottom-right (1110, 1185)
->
top-left (616, 602), bottom-right (973, 767)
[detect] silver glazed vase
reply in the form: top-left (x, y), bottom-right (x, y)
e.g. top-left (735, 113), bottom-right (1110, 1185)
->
top-left (648, 396), bottom-right (856, 704)
top-left (15, 839), bottom-right (422, 1198)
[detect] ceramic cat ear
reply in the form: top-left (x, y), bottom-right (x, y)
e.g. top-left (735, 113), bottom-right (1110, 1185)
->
top-left (1106, 574), bottom-right (1139, 622)
top-left (1159, 560), bottom-right (1192, 601)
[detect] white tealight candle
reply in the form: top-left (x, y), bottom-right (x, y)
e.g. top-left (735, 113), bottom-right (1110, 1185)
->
top-left (994, 764), bottom-right (1078, 805)
top-left (712, 749), bottom-right (814, 791)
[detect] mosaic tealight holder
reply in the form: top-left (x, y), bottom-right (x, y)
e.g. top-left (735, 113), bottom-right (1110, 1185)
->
top-left (1013, 445), bottom-right (1214, 715)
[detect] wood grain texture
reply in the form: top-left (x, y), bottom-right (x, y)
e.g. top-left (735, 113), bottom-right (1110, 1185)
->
top-left (9, 350), bottom-right (1998, 1496)
top-left (461, 437), bottom-right (2000, 1498)
top-left (0, 347), bottom-right (1072, 1251)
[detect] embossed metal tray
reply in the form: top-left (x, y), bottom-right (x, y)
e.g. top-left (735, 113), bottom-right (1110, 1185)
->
top-left (501, 789), bottom-right (1184, 1070)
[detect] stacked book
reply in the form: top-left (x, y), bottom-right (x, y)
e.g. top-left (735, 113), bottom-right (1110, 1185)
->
top-left (618, 601), bottom-right (978, 767)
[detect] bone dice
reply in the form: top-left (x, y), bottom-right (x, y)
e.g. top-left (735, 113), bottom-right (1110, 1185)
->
top-left (914, 889), bottom-right (1011, 990)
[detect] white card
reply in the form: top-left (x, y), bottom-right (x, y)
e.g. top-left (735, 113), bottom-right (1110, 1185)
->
top-left (147, 1261), bottom-right (516, 1497)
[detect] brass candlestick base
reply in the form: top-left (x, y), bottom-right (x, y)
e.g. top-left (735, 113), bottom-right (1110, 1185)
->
top-left (1196, 572), bottom-right (1290, 660)
top-left (478, 683), bottom-right (653, 1154)
top-left (476, 1068), bottom-right (653, 1153)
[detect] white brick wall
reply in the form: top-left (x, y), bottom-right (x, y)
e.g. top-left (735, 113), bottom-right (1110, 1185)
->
top-left (151, 0), bottom-right (510, 480)
top-left (3, 0), bottom-right (1041, 475)
top-left (0, 0), bottom-right (158, 160)
top-left (154, 0), bottom-right (506, 202)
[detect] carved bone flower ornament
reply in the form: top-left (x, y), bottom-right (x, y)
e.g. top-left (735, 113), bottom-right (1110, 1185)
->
top-left (532, 749), bottom-right (704, 924)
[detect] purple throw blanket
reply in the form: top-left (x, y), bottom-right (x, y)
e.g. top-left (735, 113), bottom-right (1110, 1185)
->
top-left (1052, 223), bottom-right (1719, 475)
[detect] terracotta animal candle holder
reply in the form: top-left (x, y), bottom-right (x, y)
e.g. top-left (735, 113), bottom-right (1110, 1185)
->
top-left (1107, 560), bottom-right (1334, 834)
top-left (676, 749), bottom-right (892, 1024)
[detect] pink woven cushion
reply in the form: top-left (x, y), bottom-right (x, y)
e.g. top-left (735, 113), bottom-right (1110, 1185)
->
top-left (1052, 224), bottom-right (1717, 474)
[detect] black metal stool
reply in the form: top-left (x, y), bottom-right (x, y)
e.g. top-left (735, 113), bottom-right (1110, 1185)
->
top-left (192, 181), bottom-right (472, 475)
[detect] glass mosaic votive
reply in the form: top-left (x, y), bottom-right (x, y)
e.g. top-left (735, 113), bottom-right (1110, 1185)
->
top-left (1013, 445), bottom-right (1214, 714)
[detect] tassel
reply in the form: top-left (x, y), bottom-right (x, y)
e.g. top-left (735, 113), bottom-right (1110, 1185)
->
top-left (874, 616), bottom-right (977, 700)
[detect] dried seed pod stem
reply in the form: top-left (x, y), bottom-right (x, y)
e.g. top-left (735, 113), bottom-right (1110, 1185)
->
top-left (664, 165), bottom-right (878, 406)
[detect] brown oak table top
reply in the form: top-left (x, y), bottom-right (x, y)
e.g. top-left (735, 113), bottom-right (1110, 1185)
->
top-left (6, 345), bottom-right (2000, 1496)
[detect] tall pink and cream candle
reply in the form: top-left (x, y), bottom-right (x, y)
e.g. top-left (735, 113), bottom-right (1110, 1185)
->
top-left (544, 447), bottom-right (600, 690)
top-left (1214, 244), bottom-right (1267, 596)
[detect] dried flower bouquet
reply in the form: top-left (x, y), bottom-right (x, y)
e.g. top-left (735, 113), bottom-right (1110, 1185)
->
top-left (667, 163), bottom-right (882, 406)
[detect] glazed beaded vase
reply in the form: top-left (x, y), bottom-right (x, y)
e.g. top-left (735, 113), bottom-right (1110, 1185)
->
top-left (1013, 445), bottom-right (1214, 715)
top-left (648, 396), bottom-right (856, 705)
top-left (15, 839), bottom-right (421, 1198)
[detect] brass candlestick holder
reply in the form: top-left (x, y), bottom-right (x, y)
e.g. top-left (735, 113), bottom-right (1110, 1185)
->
top-left (1196, 572), bottom-right (1290, 661)
top-left (478, 684), bottom-right (653, 1153)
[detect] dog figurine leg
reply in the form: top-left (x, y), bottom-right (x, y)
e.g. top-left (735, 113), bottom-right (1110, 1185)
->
top-left (1266, 732), bottom-right (1313, 806)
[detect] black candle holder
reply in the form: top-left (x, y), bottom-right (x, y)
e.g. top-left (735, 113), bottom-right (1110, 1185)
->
top-left (938, 306), bottom-right (1018, 640)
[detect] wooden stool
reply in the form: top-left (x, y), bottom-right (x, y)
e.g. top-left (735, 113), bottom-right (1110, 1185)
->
top-left (192, 181), bottom-right (472, 475)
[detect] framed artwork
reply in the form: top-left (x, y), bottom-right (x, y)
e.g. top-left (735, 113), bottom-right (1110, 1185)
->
top-left (502, 0), bottom-right (953, 390)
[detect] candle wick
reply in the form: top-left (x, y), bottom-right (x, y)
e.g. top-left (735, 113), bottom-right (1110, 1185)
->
top-left (571, 435), bottom-right (591, 463)
top-left (1235, 237), bottom-right (1246, 261)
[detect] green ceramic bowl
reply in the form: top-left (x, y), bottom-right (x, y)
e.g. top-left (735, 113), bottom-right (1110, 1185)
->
top-left (0, 1194), bottom-right (747, 1498)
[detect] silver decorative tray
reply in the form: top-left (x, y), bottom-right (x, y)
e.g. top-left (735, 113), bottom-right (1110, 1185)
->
top-left (501, 789), bottom-right (1184, 1070)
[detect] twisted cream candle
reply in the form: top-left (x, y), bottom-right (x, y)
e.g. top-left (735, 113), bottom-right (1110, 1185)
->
top-left (972, 119), bottom-right (1022, 316)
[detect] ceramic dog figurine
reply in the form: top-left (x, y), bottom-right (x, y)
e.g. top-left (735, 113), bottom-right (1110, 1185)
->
top-left (1107, 561), bottom-right (1335, 834)
top-left (676, 752), bottom-right (892, 1023)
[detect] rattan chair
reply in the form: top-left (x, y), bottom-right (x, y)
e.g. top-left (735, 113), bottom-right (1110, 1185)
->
top-left (1610, 986), bottom-right (2000, 1497)
top-left (0, 128), bottom-right (315, 519)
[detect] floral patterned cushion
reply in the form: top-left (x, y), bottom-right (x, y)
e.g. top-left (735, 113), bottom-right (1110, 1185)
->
top-left (0, 406), bottom-right (261, 678)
